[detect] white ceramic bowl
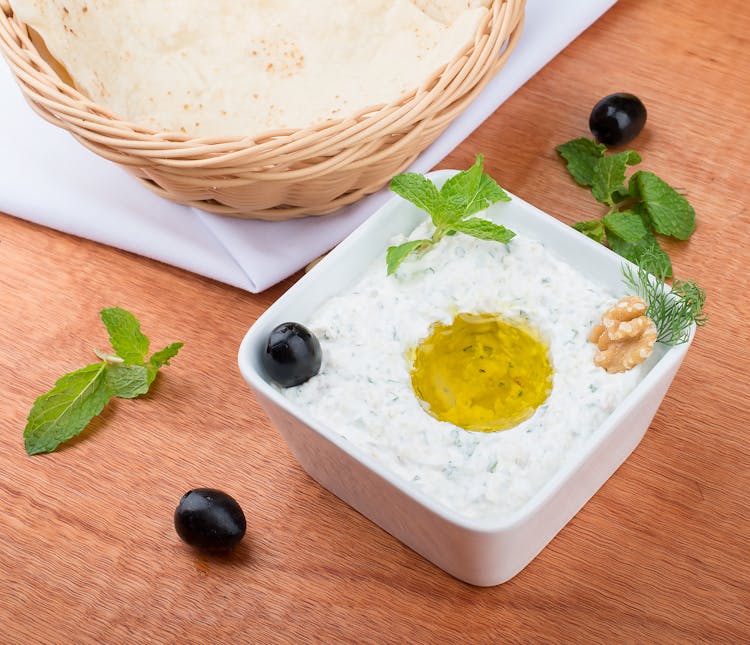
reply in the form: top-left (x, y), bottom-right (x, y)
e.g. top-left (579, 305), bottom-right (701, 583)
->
top-left (237, 171), bottom-right (694, 586)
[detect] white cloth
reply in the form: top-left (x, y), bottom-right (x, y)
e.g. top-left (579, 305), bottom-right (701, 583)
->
top-left (0, 0), bottom-right (616, 292)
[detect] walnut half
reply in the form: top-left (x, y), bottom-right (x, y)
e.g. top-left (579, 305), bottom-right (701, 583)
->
top-left (589, 296), bottom-right (657, 373)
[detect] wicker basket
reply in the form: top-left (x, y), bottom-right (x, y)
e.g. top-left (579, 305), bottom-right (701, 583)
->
top-left (0, 0), bottom-right (525, 220)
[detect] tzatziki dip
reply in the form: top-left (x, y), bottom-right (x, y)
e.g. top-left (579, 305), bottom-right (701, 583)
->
top-left (281, 211), bottom-right (654, 520)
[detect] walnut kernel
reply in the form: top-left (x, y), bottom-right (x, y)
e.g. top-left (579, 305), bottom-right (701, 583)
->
top-left (589, 296), bottom-right (657, 373)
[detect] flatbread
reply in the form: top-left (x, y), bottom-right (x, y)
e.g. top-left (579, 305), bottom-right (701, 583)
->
top-left (11, 0), bottom-right (490, 138)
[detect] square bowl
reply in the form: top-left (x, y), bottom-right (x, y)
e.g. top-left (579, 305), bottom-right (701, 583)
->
top-left (237, 170), bottom-right (694, 586)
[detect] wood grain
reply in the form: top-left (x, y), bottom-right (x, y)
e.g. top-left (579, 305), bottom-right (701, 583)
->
top-left (1, 0), bottom-right (748, 642)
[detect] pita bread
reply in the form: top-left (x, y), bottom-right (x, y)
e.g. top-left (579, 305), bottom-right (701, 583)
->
top-left (11, 0), bottom-right (490, 138)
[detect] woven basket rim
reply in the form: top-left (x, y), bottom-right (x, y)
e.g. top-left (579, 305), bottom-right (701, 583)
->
top-left (0, 0), bottom-right (523, 148)
top-left (0, 0), bottom-right (525, 219)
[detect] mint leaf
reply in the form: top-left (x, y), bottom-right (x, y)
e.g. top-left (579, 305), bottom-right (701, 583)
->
top-left (572, 220), bottom-right (605, 243)
top-left (147, 342), bottom-right (184, 385)
top-left (630, 170), bottom-right (696, 239)
top-left (591, 151), bottom-right (641, 206)
top-left (386, 239), bottom-right (432, 275)
top-left (100, 307), bottom-right (150, 364)
top-left (390, 172), bottom-right (445, 227)
top-left (603, 209), bottom-right (650, 243)
top-left (607, 231), bottom-right (673, 277)
top-left (439, 155), bottom-right (484, 216)
top-left (106, 363), bottom-right (150, 399)
top-left (440, 155), bottom-right (509, 223)
top-left (555, 138), bottom-right (607, 187)
top-left (149, 342), bottom-right (183, 370)
top-left (24, 362), bottom-right (111, 455)
top-left (452, 218), bottom-right (515, 244)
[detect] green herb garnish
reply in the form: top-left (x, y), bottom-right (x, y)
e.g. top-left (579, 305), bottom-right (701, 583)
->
top-left (386, 155), bottom-right (514, 274)
top-left (622, 260), bottom-right (707, 345)
top-left (556, 137), bottom-right (696, 276)
top-left (23, 307), bottom-right (182, 455)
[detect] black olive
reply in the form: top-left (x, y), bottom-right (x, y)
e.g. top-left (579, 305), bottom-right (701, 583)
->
top-left (261, 322), bottom-right (322, 387)
top-left (589, 93), bottom-right (647, 146)
top-left (174, 488), bottom-right (246, 552)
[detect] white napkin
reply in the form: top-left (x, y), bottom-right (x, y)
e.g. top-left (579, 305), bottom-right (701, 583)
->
top-left (0, 0), bottom-right (615, 292)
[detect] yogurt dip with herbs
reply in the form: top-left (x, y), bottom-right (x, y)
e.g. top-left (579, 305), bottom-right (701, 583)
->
top-left (281, 212), bottom-right (654, 520)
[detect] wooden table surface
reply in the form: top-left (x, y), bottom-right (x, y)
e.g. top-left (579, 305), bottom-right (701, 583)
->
top-left (1, 1), bottom-right (748, 642)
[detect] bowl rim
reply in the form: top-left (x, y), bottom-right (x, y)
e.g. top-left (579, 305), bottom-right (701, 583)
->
top-left (238, 169), bottom-right (694, 533)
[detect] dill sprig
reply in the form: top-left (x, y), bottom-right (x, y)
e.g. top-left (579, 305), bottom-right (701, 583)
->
top-left (622, 261), bottom-right (707, 345)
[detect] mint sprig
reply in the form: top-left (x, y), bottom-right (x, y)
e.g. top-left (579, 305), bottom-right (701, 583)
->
top-left (386, 155), bottom-right (513, 274)
top-left (556, 137), bottom-right (696, 276)
top-left (24, 307), bottom-right (182, 455)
